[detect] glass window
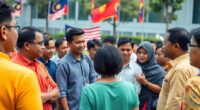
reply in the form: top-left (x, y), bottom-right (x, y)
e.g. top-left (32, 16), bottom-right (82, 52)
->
top-left (31, 4), bottom-right (37, 18)
top-left (193, 0), bottom-right (200, 24)
top-left (79, 0), bottom-right (90, 20)
top-left (148, 10), bottom-right (164, 23)
top-left (68, 0), bottom-right (75, 20)
top-left (37, 3), bottom-right (48, 19)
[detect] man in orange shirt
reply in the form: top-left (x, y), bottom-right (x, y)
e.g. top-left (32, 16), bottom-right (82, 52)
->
top-left (0, 1), bottom-right (42, 110)
top-left (12, 26), bottom-right (60, 110)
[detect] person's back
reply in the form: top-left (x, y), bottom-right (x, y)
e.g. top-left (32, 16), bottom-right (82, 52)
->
top-left (0, 52), bottom-right (43, 110)
top-left (0, 1), bottom-right (42, 110)
top-left (80, 81), bottom-right (139, 110)
top-left (80, 46), bottom-right (139, 110)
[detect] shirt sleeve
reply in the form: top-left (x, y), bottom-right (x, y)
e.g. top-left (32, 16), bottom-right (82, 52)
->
top-left (79, 87), bottom-right (92, 110)
top-left (165, 69), bottom-right (192, 110)
top-left (86, 56), bottom-right (97, 83)
top-left (182, 77), bottom-right (200, 110)
top-left (134, 65), bottom-right (142, 94)
top-left (56, 63), bottom-right (69, 98)
top-left (132, 85), bottom-right (140, 108)
top-left (42, 63), bottom-right (58, 89)
top-left (16, 71), bottom-right (43, 110)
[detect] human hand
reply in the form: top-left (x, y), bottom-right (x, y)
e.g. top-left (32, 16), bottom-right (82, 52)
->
top-left (136, 74), bottom-right (148, 85)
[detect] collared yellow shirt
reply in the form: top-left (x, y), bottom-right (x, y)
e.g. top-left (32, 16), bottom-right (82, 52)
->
top-left (157, 53), bottom-right (198, 110)
top-left (0, 52), bottom-right (43, 110)
top-left (182, 76), bottom-right (200, 110)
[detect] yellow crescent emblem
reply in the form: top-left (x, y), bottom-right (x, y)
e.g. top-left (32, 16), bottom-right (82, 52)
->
top-left (99, 4), bottom-right (106, 13)
top-left (52, 3), bottom-right (62, 12)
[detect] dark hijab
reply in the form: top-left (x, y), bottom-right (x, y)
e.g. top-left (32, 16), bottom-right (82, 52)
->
top-left (137, 41), bottom-right (165, 110)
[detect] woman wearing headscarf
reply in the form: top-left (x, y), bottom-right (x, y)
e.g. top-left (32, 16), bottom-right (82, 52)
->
top-left (136, 41), bottom-right (165, 110)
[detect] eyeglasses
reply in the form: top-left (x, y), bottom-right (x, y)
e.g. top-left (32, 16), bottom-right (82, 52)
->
top-left (28, 41), bottom-right (45, 46)
top-left (5, 25), bottom-right (20, 32)
top-left (0, 25), bottom-right (21, 32)
top-left (188, 44), bottom-right (199, 48)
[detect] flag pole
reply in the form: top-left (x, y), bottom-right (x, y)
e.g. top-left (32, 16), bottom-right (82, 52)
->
top-left (67, 0), bottom-right (69, 20)
top-left (141, 22), bottom-right (144, 42)
top-left (45, 1), bottom-right (51, 32)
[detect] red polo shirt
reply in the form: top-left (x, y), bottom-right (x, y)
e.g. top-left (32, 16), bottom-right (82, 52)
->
top-left (12, 53), bottom-right (58, 110)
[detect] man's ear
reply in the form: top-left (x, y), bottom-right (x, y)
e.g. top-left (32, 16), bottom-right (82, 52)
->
top-left (23, 42), bottom-right (31, 50)
top-left (174, 43), bottom-right (181, 50)
top-left (0, 26), bottom-right (8, 41)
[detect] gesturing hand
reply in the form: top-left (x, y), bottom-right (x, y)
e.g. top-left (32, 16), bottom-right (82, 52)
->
top-left (136, 73), bottom-right (148, 85)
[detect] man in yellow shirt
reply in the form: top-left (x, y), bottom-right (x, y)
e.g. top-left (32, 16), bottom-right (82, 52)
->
top-left (0, 1), bottom-right (42, 110)
top-left (157, 27), bottom-right (198, 110)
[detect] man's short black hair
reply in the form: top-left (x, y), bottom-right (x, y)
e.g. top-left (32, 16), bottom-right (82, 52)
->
top-left (65, 28), bottom-right (84, 43)
top-left (17, 26), bottom-right (43, 49)
top-left (130, 40), bottom-right (136, 48)
top-left (117, 37), bottom-right (132, 48)
top-left (103, 36), bottom-right (116, 45)
top-left (94, 46), bottom-right (123, 76)
top-left (167, 27), bottom-right (190, 51)
top-left (87, 39), bottom-right (102, 50)
top-left (190, 27), bottom-right (200, 47)
top-left (55, 38), bottom-right (66, 48)
top-left (43, 32), bottom-right (53, 46)
top-left (155, 41), bottom-right (163, 52)
top-left (0, 1), bottom-right (14, 25)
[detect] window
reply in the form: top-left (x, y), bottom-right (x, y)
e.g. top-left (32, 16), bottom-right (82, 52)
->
top-left (193, 0), bottom-right (200, 24)
top-left (148, 10), bottom-right (164, 23)
top-left (67, 0), bottom-right (75, 20)
top-left (79, 0), bottom-right (90, 20)
top-left (37, 3), bottom-right (48, 19)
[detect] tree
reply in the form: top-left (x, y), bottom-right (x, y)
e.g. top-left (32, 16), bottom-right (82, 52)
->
top-left (149, 0), bottom-right (185, 31)
top-left (29, 0), bottom-right (49, 32)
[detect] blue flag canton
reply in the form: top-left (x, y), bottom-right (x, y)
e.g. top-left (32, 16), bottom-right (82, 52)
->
top-left (49, 0), bottom-right (68, 14)
top-left (13, 0), bottom-right (21, 11)
top-left (139, 6), bottom-right (144, 17)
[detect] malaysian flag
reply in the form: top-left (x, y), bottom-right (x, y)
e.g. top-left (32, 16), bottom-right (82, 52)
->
top-left (13, 0), bottom-right (22, 17)
top-left (65, 25), bottom-right (101, 42)
top-left (138, 0), bottom-right (144, 23)
top-left (48, 0), bottom-right (68, 21)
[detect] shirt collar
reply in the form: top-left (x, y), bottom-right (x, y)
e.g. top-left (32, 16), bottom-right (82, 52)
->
top-left (0, 52), bottom-right (10, 61)
top-left (170, 53), bottom-right (189, 67)
top-left (123, 61), bottom-right (134, 69)
top-left (38, 57), bottom-right (50, 65)
top-left (68, 51), bottom-right (84, 63)
top-left (17, 52), bottom-right (38, 66)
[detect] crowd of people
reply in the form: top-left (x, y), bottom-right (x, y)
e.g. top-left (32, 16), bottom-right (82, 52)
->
top-left (0, 1), bottom-right (200, 110)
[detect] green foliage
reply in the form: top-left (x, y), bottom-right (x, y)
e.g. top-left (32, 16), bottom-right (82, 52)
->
top-left (149, 0), bottom-right (185, 21)
top-left (52, 32), bottom-right (65, 39)
top-left (29, 0), bottom-right (49, 18)
top-left (52, 32), bottom-right (160, 44)
top-left (7, 0), bottom-right (14, 5)
top-left (129, 36), bottom-right (161, 44)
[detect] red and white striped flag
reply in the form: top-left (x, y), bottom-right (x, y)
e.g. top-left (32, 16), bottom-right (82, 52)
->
top-left (83, 26), bottom-right (101, 42)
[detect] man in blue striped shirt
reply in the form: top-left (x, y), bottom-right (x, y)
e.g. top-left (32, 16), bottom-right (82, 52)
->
top-left (56, 28), bottom-right (97, 110)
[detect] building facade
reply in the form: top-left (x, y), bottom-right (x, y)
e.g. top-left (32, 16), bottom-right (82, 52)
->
top-left (17, 0), bottom-right (200, 37)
